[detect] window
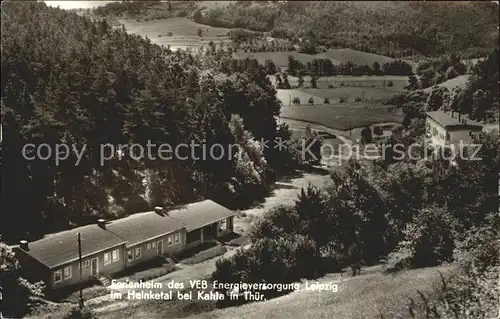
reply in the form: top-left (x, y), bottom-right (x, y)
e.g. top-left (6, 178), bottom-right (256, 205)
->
top-left (168, 235), bottom-right (173, 245)
top-left (135, 247), bottom-right (141, 258)
top-left (54, 270), bottom-right (62, 283)
top-left (219, 219), bottom-right (227, 231)
top-left (104, 252), bottom-right (111, 265)
top-left (63, 266), bottom-right (72, 280)
top-left (152, 241), bottom-right (156, 248)
top-left (112, 249), bottom-right (119, 262)
top-left (147, 243), bottom-right (151, 250)
top-left (84, 260), bottom-right (90, 268)
top-left (174, 233), bottom-right (180, 243)
top-left (432, 127), bottom-right (438, 136)
top-left (127, 250), bottom-right (133, 261)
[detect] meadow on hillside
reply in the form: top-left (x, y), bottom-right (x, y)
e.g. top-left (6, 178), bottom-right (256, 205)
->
top-left (279, 103), bottom-right (404, 130)
top-left (120, 17), bottom-right (232, 50)
top-left (318, 48), bottom-right (416, 70)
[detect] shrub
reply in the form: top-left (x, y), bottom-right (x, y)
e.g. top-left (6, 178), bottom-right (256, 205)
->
top-left (65, 306), bottom-right (97, 319)
top-left (292, 97), bottom-right (300, 105)
top-left (360, 125), bottom-right (372, 144)
top-left (387, 80), bottom-right (394, 87)
top-left (327, 84), bottom-right (334, 88)
top-left (373, 126), bottom-right (383, 136)
top-left (212, 234), bottom-right (323, 301)
top-left (167, 32), bottom-right (173, 36)
top-left (354, 97), bottom-right (362, 102)
top-left (308, 97), bottom-right (314, 105)
top-left (127, 263), bottom-right (178, 282)
top-left (182, 245), bottom-right (227, 265)
top-left (385, 206), bottom-right (456, 272)
top-left (323, 97), bottom-right (330, 104)
top-left (445, 66), bottom-right (458, 79)
top-left (402, 223), bottom-right (499, 319)
top-left (339, 97), bottom-right (346, 103)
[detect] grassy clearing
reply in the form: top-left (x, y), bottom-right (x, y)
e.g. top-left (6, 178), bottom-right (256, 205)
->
top-left (181, 245), bottom-right (228, 265)
top-left (98, 265), bottom-right (453, 319)
top-left (63, 285), bottom-right (109, 303)
top-left (280, 103), bottom-right (404, 130)
top-left (187, 265), bottom-right (453, 319)
top-left (126, 263), bottom-right (179, 282)
top-left (274, 75), bottom-right (408, 106)
top-left (119, 17), bottom-right (232, 50)
top-left (301, 87), bottom-right (402, 103)
top-left (318, 48), bottom-right (417, 70)
top-left (422, 75), bottom-right (469, 93)
top-left (277, 89), bottom-right (320, 106)
top-left (112, 256), bottom-right (179, 283)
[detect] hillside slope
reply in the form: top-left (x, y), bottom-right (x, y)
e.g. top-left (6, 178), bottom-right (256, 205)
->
top-left (197, 1), bottom-right (499, 57)
top-left (187, 266), bottom-right (452, 319)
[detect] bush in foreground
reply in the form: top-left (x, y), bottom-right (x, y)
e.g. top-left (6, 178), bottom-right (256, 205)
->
top-left (384, 206), bottom-right (456, 272)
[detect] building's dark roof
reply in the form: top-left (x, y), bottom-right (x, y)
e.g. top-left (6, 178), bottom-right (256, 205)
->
top-left (20, 224), bottom-right (126, 269)
top-left (426, 111), bottom-right (483, 128)
top-left (167, 200), bottom-right (237, 231)
top-left (106, 211), bottom-right (185, 247)
top-left (19, 200), bottom-right (234, 268)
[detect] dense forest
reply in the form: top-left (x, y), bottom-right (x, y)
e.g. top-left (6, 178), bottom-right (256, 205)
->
top-left (195, 1), bottom-right (499, 57)
top-left (0, 1), bottom-right (298, 243)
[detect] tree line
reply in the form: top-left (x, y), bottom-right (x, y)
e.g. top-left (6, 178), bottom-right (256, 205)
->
top-left (0, 2), bottom-right (299, 244)
top-left (195, 1), bottom-right (499, 57)
top-left (285, 56), bottom-right (413, 77)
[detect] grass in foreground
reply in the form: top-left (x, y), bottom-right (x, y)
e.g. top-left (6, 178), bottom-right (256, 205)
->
top-left (188, 265), bottom-right (454, 319)
top-left (93, 265), bottom-right (453, 319)
top-left (181, 245), bottom-right (228, 265)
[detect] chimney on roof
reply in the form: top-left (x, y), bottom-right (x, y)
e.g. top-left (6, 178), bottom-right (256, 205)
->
top-left (154, 206), bottom-right (164, 216)
top-left (20, 240), bottom-right (29, 251)
top-left (97, 219), bottom-right (107, 229)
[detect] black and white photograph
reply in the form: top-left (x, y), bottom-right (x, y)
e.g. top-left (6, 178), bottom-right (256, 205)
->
top-left (0, 1), bottom-right (499, 318)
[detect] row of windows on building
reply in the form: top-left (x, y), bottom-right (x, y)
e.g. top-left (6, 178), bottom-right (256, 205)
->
top-left (127, 232), bottom-right (181, 262)
top-left (53, 249), bottom-right (120, 283)
top-left (427, 124), bottom-right (450, 141)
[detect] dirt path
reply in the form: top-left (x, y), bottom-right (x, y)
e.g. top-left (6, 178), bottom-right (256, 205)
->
top-left (87, 170), bottom-right (332, 313)
top-left (89, 244), bottom-right (251, 313)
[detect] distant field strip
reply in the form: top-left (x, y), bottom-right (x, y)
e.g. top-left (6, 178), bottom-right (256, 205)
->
top-left (280, 104), bottom-right (404, 130)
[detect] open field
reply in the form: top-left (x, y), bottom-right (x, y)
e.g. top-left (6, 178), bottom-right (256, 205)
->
top-left (423, 75), bottom-right (470, 93)
top-left (188, 265), bottom-right (454, 319)
top-left (318, 48), bottom-right (417, 70)
top-left (273, 75), bottom-right (409, 106)
top-left (299, 87), bottom-right (402, 104)
top-left (280, 103), bottom-right (404, 131)
top-left (119, 17), bottom-right (232, 50)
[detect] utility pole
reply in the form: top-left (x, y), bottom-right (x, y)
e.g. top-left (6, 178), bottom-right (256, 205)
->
top-left (77, 232), bottom-right (84, 309)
